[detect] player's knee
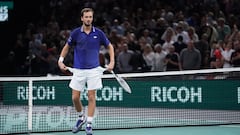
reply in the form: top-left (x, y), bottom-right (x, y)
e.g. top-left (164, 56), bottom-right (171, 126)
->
top-left (88, 93), bottom-right (95, 102)
top-left (72, 95), bottom-right (80, 103)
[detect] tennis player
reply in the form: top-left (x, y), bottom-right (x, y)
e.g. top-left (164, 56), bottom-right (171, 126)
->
top-left (58, 8), bottom-right (115, 135)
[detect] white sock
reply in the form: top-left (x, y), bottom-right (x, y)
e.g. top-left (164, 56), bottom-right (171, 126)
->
top-left (78, 111), bottom-right (84, 118)
top-left (87, 117), bottom-right (93, 123)
top-left (86, 123), bottom-right (92, 127)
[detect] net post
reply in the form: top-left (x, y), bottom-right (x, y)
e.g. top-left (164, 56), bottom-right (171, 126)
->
top-left (28, 79), bottom-right (33, 132)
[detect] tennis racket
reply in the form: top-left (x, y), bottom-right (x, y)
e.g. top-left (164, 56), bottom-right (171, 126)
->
top-left (66, 67), bottom-right (132, 94)
top-left (102, 66), bottom-right (132, 94)
top-left (109, 70), bottom-right (132, 94)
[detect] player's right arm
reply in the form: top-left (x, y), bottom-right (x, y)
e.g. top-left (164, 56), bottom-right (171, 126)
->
top-left (58, 43), bottom-right (70, 71)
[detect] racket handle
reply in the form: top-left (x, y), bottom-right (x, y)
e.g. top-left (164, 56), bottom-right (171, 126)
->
top-left (66, 67), bottom-right (74, 73)
top-left (104, 65), bottom-right (114, 74)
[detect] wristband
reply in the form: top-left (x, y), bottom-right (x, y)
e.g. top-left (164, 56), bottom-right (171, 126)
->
top-left (58, 56), bottom-right (64, 62)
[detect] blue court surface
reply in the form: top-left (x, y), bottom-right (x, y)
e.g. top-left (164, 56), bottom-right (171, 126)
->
top-left (28, 125), bottom-right (240, 135)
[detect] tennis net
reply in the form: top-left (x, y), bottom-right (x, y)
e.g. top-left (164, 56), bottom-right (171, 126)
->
top-left (0, 67), bottom-right (240, 134)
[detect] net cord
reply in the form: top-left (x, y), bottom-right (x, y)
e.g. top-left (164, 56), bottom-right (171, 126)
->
top-left (0, 67), bottom-right (239, 81)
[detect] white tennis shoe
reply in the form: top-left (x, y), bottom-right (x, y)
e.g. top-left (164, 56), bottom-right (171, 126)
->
top-left (85, 123), bottom-right (93, 135)
top-left (72, 116), bottom-right (86, 133)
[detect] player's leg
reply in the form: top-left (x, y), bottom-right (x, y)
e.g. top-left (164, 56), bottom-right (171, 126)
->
top-left (85, 67), bottom-right (103, 135)
top-left (69, 72), bottom-right (87, 133)
top-left (71, 89), bottom-right (87, 133)
top-left (72, 90), bottom-right (83, 113)
top-left (87, 90), bottom-right (96, 120)
top-left (72, 89), bottom-right (85, 119)
top-left (85, 90), bottom-right (96, 135)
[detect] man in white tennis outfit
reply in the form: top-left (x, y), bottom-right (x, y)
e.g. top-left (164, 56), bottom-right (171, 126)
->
top-left (58, 8), bottom-right (115, 135)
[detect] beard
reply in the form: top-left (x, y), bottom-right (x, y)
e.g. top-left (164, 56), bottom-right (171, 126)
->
top-left (84, 21), bottom-right (91, 27)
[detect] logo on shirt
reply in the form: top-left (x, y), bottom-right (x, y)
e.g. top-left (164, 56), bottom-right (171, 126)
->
top-left (93, 36), bottom-right (97, 39)
top-left (68, 37), bottom-right (72, 42)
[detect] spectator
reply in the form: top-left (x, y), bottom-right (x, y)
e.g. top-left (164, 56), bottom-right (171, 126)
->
top-left (222, 41), bottom-right (235, 68)
top-left (152, 44), bottom-right (167, 71)
top-left (126, 32), bottom-right (139, 52)
top-left (117, 43), bottom-right (134, 73)
top-left (129, 48), bottom-right (148, 73)
top-left (231, 48), bottom-right (240, 67)
top-left (111, 19), bottom-right (125, 36)
top-left (195, 33), bottom-right (210, 68)
top-left (174, 22), bottom-right (190, 44)
top-left (187, 26), bottom-right (199, 43)
top-left (216, 17), bottom-right (231, 42)
top-left (173, 35), bottom-right (187, 55)
top-left (199, 21), bottom-right (218, 47)
top-left (180, 41), bottom-right (201, 70)
top-left (228, 24), bottom-right (239, 42)
top-left (109, 29), bottom-right (122, 46)
top-left (142, 44), bottom-right (155, 71)
top-left (153, 17), bottom-right (168, 44)
top-left (161, 27), bottom-right (175, 53)
top-left (165, 45), bottom-right (180, 71)
top-left (140, 29), bottom-right (153, 45)
top-left (31, 43), bottom-right (50, 76)
top-left (47, 45), bottom-right (60, 75)
top-left (210, 42), bottom-right (224, 68)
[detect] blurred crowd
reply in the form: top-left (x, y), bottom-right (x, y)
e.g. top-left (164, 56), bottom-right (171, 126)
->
top-left (1, 0), bottom-right (240, 76)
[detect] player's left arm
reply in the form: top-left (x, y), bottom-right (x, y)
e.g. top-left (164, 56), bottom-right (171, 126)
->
top-left (107, 43), bottom-right (115, 71)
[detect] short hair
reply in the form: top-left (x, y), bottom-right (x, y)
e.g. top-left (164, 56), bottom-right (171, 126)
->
top-left (81, 8), bottom-right (94, 17)
top-left (154, 43), bottom-right (162, 49)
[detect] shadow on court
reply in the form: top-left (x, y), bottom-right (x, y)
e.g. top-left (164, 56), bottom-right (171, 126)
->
top-left (29, 125), bottom-right (240, 135)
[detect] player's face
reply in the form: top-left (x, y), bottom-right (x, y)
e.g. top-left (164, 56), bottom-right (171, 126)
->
top-left (81, 11), bottom-right (93, 27)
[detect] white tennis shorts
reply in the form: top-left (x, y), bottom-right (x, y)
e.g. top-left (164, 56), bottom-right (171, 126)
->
top-left (69, 66), bottom-right (104, 91)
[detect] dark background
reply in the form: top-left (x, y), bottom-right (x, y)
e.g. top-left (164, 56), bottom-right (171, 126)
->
top-left (0, 1), bottom-right (42, 58)
top-left (0, 0), bottom-right (240, 76)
